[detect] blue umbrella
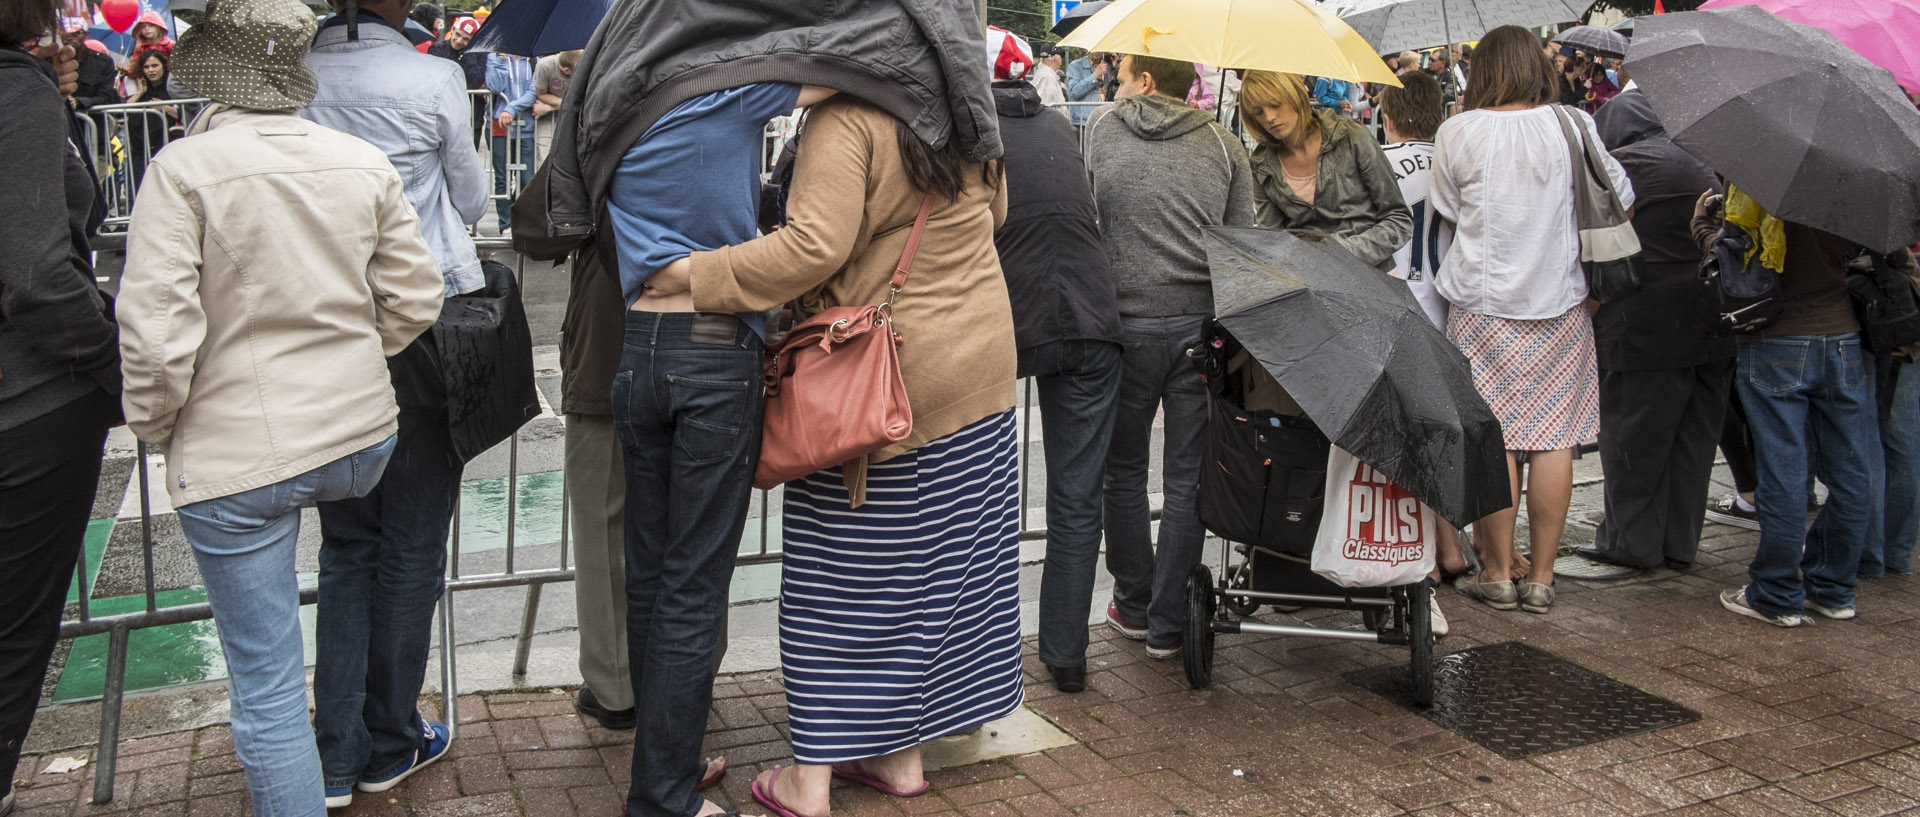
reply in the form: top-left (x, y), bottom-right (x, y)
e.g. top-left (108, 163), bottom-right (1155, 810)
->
top-left (468, 0), bottom-right (612, 57)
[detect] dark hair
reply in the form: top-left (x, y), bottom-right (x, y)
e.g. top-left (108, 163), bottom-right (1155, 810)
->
top-left (1121, 54), bottom-right (1196, 99)
top-left (137, 50), bottom-right (169, 76)
top-left (1462, 25), bottom-right (1556, 111)
top-left (1, 0), bottom-right (60, 47)
top-left (1380, 70), bottom-right (1444, 141)
top-left (895, 117), bottom-right (999, 201)
top-left (794, 98), bottom-right (999, 203)
top-left (409, 3), bottom-right (443, 29)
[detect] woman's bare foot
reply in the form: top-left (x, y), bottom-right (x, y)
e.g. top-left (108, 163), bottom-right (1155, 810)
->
top-left (1509, 553), bottom-right (1531, 581)
top-left (833, 748), bottom-right (926, 796)
top-left (695, 799), bottom-right (745, 817)
top-left (753, 765), bottom-right (832, 817)
top-left (700, 756), bottom-right (726, 790)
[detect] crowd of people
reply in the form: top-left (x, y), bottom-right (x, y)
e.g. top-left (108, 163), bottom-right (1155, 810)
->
top-left (2, 1), bottom-right (1917, 817)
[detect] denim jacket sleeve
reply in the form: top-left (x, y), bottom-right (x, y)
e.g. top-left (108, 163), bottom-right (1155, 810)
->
top-left (1065, 59), bottom-right (1097, 102)
top-left (437, 68), bottom-right (489, 224)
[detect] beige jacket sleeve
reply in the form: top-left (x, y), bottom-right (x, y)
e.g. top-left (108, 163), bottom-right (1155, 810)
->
top-left (366, 172), bottom-right (445, 355)
top-left (688, 106), bottom-right (872, 313)
top-left (117, 163), bottom-right (206, 447)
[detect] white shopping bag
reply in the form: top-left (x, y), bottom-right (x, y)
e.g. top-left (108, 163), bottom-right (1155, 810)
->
top-left (1310, 445), bottom-right (1439, 588)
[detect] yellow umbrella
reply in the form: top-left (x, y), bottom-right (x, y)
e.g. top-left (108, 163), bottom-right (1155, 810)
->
top-left (1058, 0), bottom-right (1402, 85)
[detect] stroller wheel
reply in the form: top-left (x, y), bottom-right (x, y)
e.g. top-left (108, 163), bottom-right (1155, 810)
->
top-left (1224, 562), bottom-right (1260, 617)
top-left (1408, 582), bottom-right (1435, 706)
top-left (1362, 608), bottom-right (1387, 632)
top-left (1183, 563), bottom-right (1216, 690)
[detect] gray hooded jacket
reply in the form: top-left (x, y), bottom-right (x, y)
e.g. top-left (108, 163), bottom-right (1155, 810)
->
top-left (1087, 93), bottom-right (1255, 318)
top-left (524, 0), bottom-right (1002, 258)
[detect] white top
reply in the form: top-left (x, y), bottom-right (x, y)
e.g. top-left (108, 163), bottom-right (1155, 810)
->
top-left (1381, 140), bottom-right (1454, 330)
top-left (1430, 105), bottom-right (1634, 320)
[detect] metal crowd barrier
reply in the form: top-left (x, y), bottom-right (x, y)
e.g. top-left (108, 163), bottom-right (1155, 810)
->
top-left (56, 234), bottom-right (1079, 802)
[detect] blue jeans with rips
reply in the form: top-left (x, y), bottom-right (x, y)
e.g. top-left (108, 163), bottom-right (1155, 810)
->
top-left (1736, 334), bottom-right (1882, 618)
top-left (612, 312), bottom-right (763, 817)
top-left (176, 436), bottom-right (396, 817)
top-left (314, 409), bottom-right (464, 789)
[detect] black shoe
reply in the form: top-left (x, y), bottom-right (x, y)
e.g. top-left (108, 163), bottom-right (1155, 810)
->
top-left (1047, 663), bottom-right (1086, 694)
top-left (576, 686), bottom-right (636, 730)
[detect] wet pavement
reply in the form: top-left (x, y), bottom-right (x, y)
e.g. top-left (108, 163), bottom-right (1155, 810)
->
top-left (15, 510), bottom-right (1920, 817)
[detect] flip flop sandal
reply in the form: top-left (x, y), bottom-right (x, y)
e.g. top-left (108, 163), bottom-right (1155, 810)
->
top-left (699, 757), bottom-right (726, 792)
top-left (752, 766), bottom-right (833, 817)
top-left (831, 761), bottom-right (932, 798)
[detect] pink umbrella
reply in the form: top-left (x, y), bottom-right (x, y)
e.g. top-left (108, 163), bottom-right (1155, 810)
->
top-left (1700, 0), bottom-right (1920, 92)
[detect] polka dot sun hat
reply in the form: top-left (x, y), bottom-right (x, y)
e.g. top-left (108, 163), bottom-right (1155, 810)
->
top-left (170, 0), bottom-right (320, 110)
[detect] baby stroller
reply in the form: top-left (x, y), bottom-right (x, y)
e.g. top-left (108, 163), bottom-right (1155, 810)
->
top-left (1185, 319), bottom-right (1434, 705)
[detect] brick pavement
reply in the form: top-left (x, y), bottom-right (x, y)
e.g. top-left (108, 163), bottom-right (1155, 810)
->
top-left (14, 521), bottom-right (1920, 817)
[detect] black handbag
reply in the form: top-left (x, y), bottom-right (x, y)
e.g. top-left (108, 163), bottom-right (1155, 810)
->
top-left (433, 260), bottom-right (541, 462)
top-left (1693, 224), bottom-right (1782, 335)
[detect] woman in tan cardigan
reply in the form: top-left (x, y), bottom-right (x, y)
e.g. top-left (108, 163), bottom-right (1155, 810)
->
top-left (646, 96), bottom-right (1021, 817)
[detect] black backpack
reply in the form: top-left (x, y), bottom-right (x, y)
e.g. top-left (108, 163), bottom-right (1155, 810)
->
top-left (1845, 246), bottom-right (1920, 355)
top-left (1693, 224), bottom-right (1782, 335)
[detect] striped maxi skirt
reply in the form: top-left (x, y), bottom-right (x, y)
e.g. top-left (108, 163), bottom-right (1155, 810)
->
top-left (777, 409), bottom-right (1026, 765)
top-left (1446, 306), bottom-right (1601, 452)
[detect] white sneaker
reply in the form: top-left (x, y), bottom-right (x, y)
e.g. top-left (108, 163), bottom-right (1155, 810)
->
top-left (1429, 592), bottom-right (1450, 638)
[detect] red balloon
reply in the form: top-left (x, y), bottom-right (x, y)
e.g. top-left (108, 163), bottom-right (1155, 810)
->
top-left (101, 0), bottom-right (139, 33)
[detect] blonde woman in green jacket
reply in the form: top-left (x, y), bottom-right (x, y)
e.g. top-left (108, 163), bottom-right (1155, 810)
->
top-left (1240, 70), bottom-right (1413, 270)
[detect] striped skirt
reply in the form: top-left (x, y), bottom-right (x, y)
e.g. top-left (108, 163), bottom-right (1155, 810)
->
top-left (778, 409), bottom-right (1026, 765)
top-left (1447, 307), bottom-right (1600, 452)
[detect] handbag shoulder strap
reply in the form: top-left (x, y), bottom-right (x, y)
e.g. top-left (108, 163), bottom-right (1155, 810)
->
top-left (889, 194), bottom-right (937, 297)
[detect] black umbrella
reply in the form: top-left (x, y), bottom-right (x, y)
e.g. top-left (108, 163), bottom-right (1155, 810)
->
top-left (1205, 227), bottom-right (1511, 527)
top-left (1553, 24), bottom-right (1629, 58)
top-left (1050, 0), bottom-right (1109, 38)
top-left (1626, 5), bottom-right (1920, 254)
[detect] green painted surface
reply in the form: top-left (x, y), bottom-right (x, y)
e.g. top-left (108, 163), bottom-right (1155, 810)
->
top-left (58, 471), bottom-right (784, 699)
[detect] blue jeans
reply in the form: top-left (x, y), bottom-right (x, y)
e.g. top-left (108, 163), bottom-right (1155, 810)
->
top-left (1737, 335), bottom-right (1882, 618)
top-left (314, 410), bottom-right (464, 789)
top-left (1104, 315), bottom-right (1209, 644)
top-left (612, 312), bottom-right (763, 817)
top-left (1020, 340), bottom-right (1123, 668)
top-left (491, 126), bottom-right (534, 229)
top-left (1867, 355), bottom-right (1920, 575)
top-left (176, 437), bottom-right (396, 817)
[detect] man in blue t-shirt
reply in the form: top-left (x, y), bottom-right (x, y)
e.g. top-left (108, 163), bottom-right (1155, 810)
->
top-left (599, 81), bottom-right (833, 817)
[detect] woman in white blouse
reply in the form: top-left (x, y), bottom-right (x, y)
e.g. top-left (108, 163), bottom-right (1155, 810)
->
top-left (1430, 25), bottom-right (1634, 615)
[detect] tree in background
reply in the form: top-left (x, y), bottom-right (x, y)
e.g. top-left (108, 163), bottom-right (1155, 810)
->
top-left (986, 0), bottom-right (1054, 47)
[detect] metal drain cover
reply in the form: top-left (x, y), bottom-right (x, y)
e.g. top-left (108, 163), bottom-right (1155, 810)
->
top-left (1345, 641), bottom-right (1699, 759)
top-left (1552, 554), bottom-right (1640, 580)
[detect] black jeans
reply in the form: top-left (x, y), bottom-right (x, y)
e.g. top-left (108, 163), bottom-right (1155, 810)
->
top-left (1592, 359), bottom-right (1732, 567)
top-left (613, 312), bottom-right (763, 817)
top-left (0, 389), bottom-right (116, 783)
top-left (1019, 340), bottom-right (1123, 669)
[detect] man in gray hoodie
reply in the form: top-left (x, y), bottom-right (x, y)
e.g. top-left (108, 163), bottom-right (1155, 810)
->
top-left (1088, 54), bottom-right (1255, 660)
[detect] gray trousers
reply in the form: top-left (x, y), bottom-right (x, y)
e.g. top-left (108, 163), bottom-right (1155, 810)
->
top-left (1103, 315), bottom-right (1209, 644)
top-left (565, 413), bottom-right (634, 710)
top-left (1591, 359), bottom-right (1732, 568)
top-left (565, 414), bottom-right (728, 712)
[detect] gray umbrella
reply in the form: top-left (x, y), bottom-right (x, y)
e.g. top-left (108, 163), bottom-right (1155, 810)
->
top-left (1552, 24), bottom-right (1628, 58)
top-left (1626, 6), bottom-right (1920, 253)
top-left (1341, 0), bottom-right (1592, 55)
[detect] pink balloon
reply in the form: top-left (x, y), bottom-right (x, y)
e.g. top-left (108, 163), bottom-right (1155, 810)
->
top-left (101, 0), bottom-right (139, 33)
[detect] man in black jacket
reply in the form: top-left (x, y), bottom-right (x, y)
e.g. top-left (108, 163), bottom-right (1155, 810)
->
top-left (61, 26), bottom-right (116, 111)
top-left (986, 33), bottom-right (1123, 695)
top-left (424, 16), bottom-right (486, 146)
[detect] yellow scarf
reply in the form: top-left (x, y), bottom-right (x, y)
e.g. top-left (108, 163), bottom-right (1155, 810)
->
top-left (1724, 185), bottom-right (1787, 273)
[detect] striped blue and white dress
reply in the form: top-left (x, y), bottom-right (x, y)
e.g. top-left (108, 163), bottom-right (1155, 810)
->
top-left (778, 409), bottom-right (1026, 765)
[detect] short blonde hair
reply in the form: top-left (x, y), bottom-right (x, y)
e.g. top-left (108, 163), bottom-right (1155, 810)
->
top-left (1236, 71), bottom-right (1318, 148)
